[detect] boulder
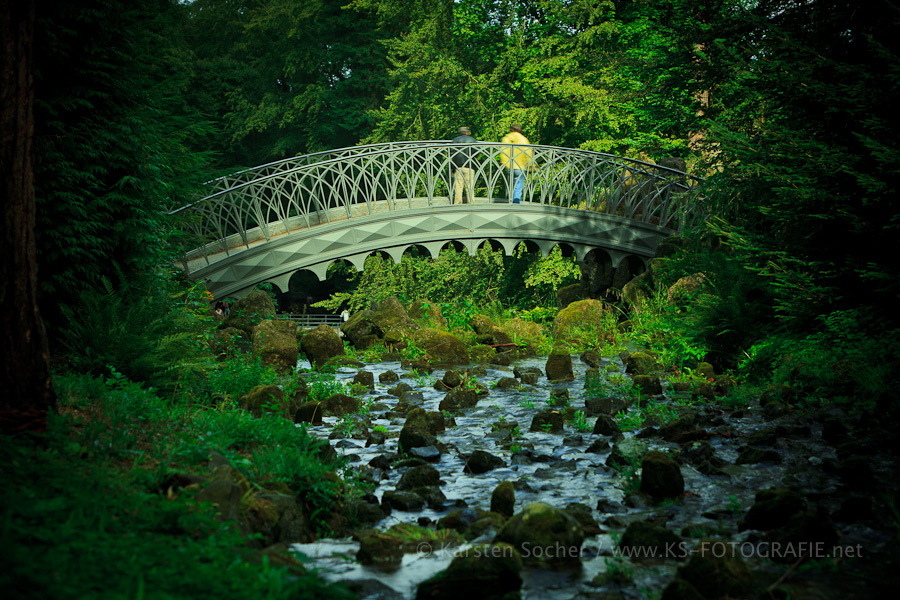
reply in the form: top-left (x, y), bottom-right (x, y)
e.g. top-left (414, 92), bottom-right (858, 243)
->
top-left (552, 299), bottom-right (614, 349)
top-left (340, 309), bottom-right (379, 348)
top-left (410, 328), bottom-right (469, 364)
top-left (224, 289), bottom-right (276, 334)
top-left (667, 273), bottom-right (707, 306)
top-left (530, 410), bottom-right (564, 434)
top-left (673, 538), bottom-right (754, 598)
top-left (491, 481), bottom-right (515, 518)
top-left (499, 318), bottom-right (545, 354)
top-left (545, 347), bottom-right (574, 381)
top-left (639, 450), bottom-right (685, 500)
top-left (463, 450), bottom-right (506, 474)
top-left (300, 324), bottom-right (345, 369)
top-left (320, 393), bottom-right (359, 416)
top-left (397, 464), bottom-right (441, 491)
top-left (622, 270), bottom-right (654, 310)
top-left (624, 351), bottom-right (658, 375)
top-left (739, 488), bottom-right (806, 532)
top-left (493, 502), bottom-right (584, 568)
top-left (619, 521), bottom-right (684, 562)
top-left (415, 543), bottom-right (523, 600)
top-left (239, 385), bottom-right (289, 418)
top-left (371, 296), bottom-right (417, 332)
top-left (439, 387), bottom-right (483, 412)
top-left (293, 401), bottom-right (323, 425)
top-left (632, 375), bottom-right (663, 396)
top-left (408, 299), bottom-right (446, 328)
top-left (556, 283), bottom-right (582, 309)
top-left (252, 319), bottom-right (299, 373)
top-left (353, 370), bottom-right (375, 390)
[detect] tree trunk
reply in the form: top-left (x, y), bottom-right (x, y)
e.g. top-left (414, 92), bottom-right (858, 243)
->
top-left (1, 0), bottom-right (57, 433)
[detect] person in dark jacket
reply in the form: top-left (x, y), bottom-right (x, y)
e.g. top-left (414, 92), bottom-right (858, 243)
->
top-left (450, 126), bottom-right (477, 204)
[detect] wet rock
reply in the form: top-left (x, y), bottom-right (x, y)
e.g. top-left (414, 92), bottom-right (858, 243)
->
top-left (618, 521), bottom-right (684, 562)
top-left (739, 488), bottom-right (806, 531)
top-left (605, 445), bottom-right (634, 470)
top-left (356, 532), bottom-right (404, 566)
top-left (735, 446), bottom-right (783, 464)
top-left (342, 579), bottom-right (403, 600)
top-left (672, 538), bottom-right (754, 598)
top-left (413, 485), bottom-right (447, 509)
top-left (632, 375), bottom-right (662, 396)
top-left (514, 365), bottom-right (543, 385)
top-left (252, 319), bottom-right (300, 374)
top-left (439, 387), bottom-right (483, 412)
top-left (624, 351), bottom-right (658, 375)
top-left (408, 446), bottom-right (441, 462)
top-left (320, 393), bottom-right (359, 416)
top-left (592, 415), bottom-right (622, 438)
top-left (397, 464), bottom-right (441, 490)
top-left (491, 481), bottom-right (515, 518)
top-left (767, 509), bottom-right (839, 563)
top-left (545, 347), bottom-right (575, 381)
top-left (379, 370), bottom-right (400, 384)
top-left (494, 502), bottom-right (585, 568)
top-left (300, 324), bottom-right (345, 369)
top-left (563, 434), bottom-right (583, 446)
top-left (580, 350), bottom-right (603, 368)
top-left (746, 427), bottom-right (778, 446)
top-left (565, 503), bottom-right (602, 536)
top-left (399, 407), bottom-right (441, 450)
top-left (465, 513), bottom-right (507, 541)
top-left (293, 401), bottom-right (323, 425)
top-left (414, 543), bottom-right (523, 600)
top-left (353, 370), bottom-right (375, 390)
top-left (349, 496), bottom-right (389, 526)
top-left (657, 414), bottom-right (706, 443)
top-left (381, 490), bottom-right (426, 512)
top-left (438, 507), bottom-right (486, 534)
top-left (639, 450), bottom-right (685, 501)
top-left (585, 396), bottom-right (627, 416)
top-left (388, 382), bottom-right (413, 397)
top-left (366, 428), bottom-right (386, 447)
top-left (586, 438), bottom-right (610, 453)
top-left (464, 450), bottom-right (506, 474)
top-left (530, 410), bottom-right (564, 433)
top-left (495, 376), bottom-right (520, 390)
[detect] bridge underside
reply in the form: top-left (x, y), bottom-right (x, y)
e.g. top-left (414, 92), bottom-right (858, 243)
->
top-left (185, 200), bottom-right (671, 299)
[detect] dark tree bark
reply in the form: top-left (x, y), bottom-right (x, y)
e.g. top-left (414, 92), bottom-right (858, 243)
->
top-left (1, 0), bottom-right (56, 433)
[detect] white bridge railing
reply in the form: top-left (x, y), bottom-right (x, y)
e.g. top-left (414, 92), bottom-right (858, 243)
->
top-left (170, 141), bottom-right (705, 266)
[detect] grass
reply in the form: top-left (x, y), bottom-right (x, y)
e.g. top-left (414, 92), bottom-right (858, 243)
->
top-left (0, 368), bottom-right (357, 600)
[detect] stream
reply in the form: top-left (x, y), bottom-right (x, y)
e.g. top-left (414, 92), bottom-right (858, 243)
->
top-left (288, 354), bottom-right (870, 600)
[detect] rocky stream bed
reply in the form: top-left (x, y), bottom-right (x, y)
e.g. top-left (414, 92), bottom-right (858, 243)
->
top-left (284, 352), bottom-right (900, 600)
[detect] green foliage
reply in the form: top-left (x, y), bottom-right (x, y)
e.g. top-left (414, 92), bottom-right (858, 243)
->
top-left (59, 273), bottom-right (217, 394)
top-left (571, 410), bottom-right (591, 433)
top-left (304, 368), bottom-right (348, 403)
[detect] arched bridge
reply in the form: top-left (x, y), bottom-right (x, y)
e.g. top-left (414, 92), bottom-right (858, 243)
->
top-left (170, 141), bottom-right (705, 299)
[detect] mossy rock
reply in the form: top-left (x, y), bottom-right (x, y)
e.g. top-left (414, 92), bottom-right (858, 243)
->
top-left (491, 481), bottom-right (515, 518)
top-left (408, 299), bottom-right (447, 328)
top-left (624, 351), bottom-right (658, 375)
top-left (299, 324), bottom-right (345, 369)
top-left (639, 450), bottom-right (685, 501)
top-left (340, 309), bottom-right (379, 347)
top-left (239, 385), bottom-right (289, 418)
top-left (622, 270), bottom-right (654, 310)
top-left (545, 346), bottom-right (574, 381)
top-left (493, 501), bottom-right (584, 568)
top-left (676, 538), bottom-right (754, 598)
top-left (252, 319), bottom-right (299, 374)
top-left (410, 328), bottom-right (469, 364)
top-left (500, 318), bottom-right (547, 352)
top-left (552, 299), bottom-right (614, 349)
top-left (224, 289), bottom-right (276, 334)
top-left (619, 521), bottom-right (684, 561)
top-left (739, 488), bottom-right (807, 532)
top-left (415, 543), bottom-right (523, 600)
top-left (372, 296), bottom-right (417, 332)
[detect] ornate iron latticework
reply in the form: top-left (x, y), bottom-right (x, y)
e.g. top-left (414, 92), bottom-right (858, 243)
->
top-left (170, 142), bottom-right (705, 298)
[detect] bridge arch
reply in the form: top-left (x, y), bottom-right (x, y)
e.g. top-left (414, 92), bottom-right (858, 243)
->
top-left (171, 141), bottom-right (704, 299)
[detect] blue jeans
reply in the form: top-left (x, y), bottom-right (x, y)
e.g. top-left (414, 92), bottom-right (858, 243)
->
top-left (510, 168), bottom-right (525, 203)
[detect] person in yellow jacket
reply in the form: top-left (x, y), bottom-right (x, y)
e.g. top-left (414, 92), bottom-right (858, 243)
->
top-left (499, 124), bottom-right (533, 203)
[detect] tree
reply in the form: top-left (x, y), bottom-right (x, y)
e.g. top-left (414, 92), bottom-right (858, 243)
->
top-left (0, 0), bottom-right (56, 432)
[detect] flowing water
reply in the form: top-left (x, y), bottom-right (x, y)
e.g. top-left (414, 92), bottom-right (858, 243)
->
top-left (290, 355), bottom-right (844, 599)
